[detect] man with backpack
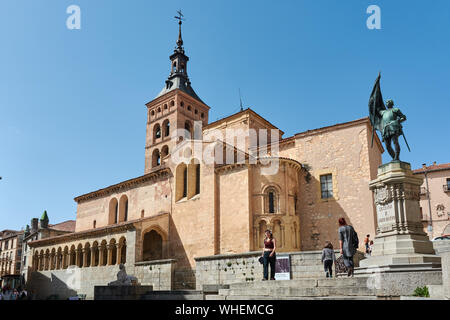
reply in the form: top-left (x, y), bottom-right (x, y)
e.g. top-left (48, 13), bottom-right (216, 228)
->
top-left (338, 217), bottom-right (359, 277)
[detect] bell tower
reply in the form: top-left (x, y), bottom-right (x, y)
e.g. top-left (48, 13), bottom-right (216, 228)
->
top-left (144, 12), bottom-right (210, 174)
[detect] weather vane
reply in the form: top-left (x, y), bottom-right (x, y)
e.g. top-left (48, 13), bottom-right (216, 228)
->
top-left (174, 10), bottom-right (185, 24)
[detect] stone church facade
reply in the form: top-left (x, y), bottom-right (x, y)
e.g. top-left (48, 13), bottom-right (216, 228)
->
top-left (27, 23), bottom-right (383, 297)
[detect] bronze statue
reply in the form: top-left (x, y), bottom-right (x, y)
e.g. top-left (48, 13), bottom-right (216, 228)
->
top-left (369, 73), bottom-right (410, 161)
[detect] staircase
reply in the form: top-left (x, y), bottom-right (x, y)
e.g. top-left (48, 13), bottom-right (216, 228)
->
top-left (205, 277), bottom-right (382, 300)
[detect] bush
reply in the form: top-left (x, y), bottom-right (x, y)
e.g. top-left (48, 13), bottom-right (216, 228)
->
top-left (413, 286), bottom-right (430, 297)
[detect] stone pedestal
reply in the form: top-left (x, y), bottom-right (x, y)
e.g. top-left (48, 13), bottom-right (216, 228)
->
top-left (357, 162), bottom-right (441, 295)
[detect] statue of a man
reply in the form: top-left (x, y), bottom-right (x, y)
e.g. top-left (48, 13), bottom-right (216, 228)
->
top-left (108, 263), bottom-right (138, 286)
top-left (369, 74), bottom-right (410, 161)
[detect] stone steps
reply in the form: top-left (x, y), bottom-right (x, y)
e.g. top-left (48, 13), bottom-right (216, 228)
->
top-left (212, 277), bottom-right (376, 300)
top-left (141, 290), bottom-right (204, 300)
top-left (206, 295), bottom-right (381, 300)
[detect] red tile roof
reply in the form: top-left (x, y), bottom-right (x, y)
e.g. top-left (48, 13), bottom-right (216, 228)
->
top-left (48, 220), bottom-right (76, 232)
top-left (413, 163), bottom-right (450, 174)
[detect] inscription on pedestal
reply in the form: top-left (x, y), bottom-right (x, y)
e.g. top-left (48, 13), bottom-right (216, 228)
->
top-left (377, 203), bottom-right (395, 231)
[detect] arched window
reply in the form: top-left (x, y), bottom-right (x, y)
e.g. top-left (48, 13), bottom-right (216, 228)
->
top-left (143, 230), bottom-right (163, 261)
top-left (69, 246), bottom-right (76, 266)
top-left (119, 195), bottom-right (128, 222)
top-left (153, 123), bottom-right (161, 140)
top-left (175, 163), bottom-right (188, 201)
top-left (84, 243), bottom-right (91, 267)
top-left (185, 121), bottom-right (191, 139)
top-left (187, 159), bottom-right (201, 199)
top-left (152, 149), bottom-right (161, 167)
top-left (161, 145), bottom-right (169, 158)
top-left (264, 187), bottom-right (278, 214)
top-left (269, 191), bottom-right (275, 213)
top-left (258, 221), bottom-right (267, 249)
top-left (93, 220), bottom-right (96, 229)
top-left (109, 239), bottom-right (117, 265)
top-left (183, 166), bottom-right (187, 198)
top-left (163, 120), bottom-right (170, 137)
top-left (195, 163), bottom-right (200, 195)
top-left (109, 198), bottom-right (118, 225)
top-left (100, 240), bottom-right (108, 266)
top-left (77, 244), bottom-right (83, 268)
top-left (119, 237), bottom-right (127, 264)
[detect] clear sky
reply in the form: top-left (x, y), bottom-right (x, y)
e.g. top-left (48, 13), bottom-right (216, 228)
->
top-left (1, 0), bottom-right (449, 230)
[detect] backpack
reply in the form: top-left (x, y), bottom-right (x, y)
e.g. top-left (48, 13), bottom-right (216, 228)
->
top-left (351, 227), bottom-right (359, 250)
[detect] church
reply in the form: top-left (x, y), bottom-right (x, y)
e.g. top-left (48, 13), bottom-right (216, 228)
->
top-left (27, 19), bottom-right (384, 298)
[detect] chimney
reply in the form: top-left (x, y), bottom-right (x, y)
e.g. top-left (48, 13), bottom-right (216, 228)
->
top-left (433, 161), bottom-right (437, 166)
top-left (422, 163), bottom-right (427, 169)
top-left (31, 218), bottom-right (39, 232)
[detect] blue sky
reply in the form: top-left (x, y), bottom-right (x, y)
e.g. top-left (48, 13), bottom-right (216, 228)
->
top-left (1, 0), bottom-right (449, 230)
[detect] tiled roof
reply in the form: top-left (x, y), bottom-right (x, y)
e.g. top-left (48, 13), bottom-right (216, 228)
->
top-left (413, 163), bottom-right (450, 174)
top-left (48, 220), bottom-right (76, 232)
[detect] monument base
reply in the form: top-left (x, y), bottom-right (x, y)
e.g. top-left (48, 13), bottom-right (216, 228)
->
top-left (355, 161), bottom-right (442, 295)
top-left (94, 285), bottom-right (153, 300)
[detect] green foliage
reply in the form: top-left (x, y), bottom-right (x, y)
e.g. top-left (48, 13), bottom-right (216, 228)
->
top-left (227, 262), bottom-right (232, 267)
top-left (413, 286), bottom-right (430, 297)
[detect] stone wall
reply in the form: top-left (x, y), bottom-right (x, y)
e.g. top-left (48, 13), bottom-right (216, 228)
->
top-left (195, 250), bottom-right (365, 290)
top-left (27, 259), bottom-right (175, 300)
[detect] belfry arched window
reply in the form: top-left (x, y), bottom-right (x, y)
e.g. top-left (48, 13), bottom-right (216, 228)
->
top-left (154, 124), bottom-right (161, 140)
top-left (163, 120), bottom-right (170, 137)
top-left (152, 149), bottom-right (161, 167)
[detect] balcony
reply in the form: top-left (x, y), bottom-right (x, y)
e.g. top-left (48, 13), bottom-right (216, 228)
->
top-left (443, 185), bottom-right (450, 193)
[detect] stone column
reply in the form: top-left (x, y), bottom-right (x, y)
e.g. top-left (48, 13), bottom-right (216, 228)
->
top-left (75, 249), bottom-right (81, 267)
top-left (360, 161), bottom-right (440, 271)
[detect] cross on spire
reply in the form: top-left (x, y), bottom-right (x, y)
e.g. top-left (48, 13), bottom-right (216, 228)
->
top-left (174, 10), bottom-right (185, 49)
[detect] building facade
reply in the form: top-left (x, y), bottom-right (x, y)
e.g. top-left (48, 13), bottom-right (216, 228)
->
top-left (21, 211), bottom-right (75, 282)
top-left (26, 21), bottom-right (384, 297)
top-left (413, 162), bottom-right (450, 238)
top-left (0, 230), bottom-right (24, 279)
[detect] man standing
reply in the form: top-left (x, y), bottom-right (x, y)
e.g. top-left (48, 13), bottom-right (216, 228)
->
top-left (338, 218), bottom-right (359, 277)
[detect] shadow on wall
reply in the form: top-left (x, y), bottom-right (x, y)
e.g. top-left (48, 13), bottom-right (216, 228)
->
top-left (27, 271), bottom-right (78, 300)
top-left (168, 215), bottom-right (196, 290)
top-left (299, 173), bottom-right (367, 252)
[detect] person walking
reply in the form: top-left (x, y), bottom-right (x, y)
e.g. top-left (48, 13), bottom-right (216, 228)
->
top-left (364, 234), bottom-right (371, 255)
top-left (338, 217), bottom-right (359, 277)
top-left (321, 241), bottom-right (336, 278)
top-left (261, 230), bottom-right (277, 281)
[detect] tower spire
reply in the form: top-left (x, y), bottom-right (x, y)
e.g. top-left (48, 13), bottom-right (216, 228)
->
top-left (174, 10), bottom-right (185, 52)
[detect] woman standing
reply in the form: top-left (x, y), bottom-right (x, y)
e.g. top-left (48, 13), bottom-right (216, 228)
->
top-left (261, 230), bottom-right (277, 280)
top-left (338, 218), bottom-right (359, 277)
